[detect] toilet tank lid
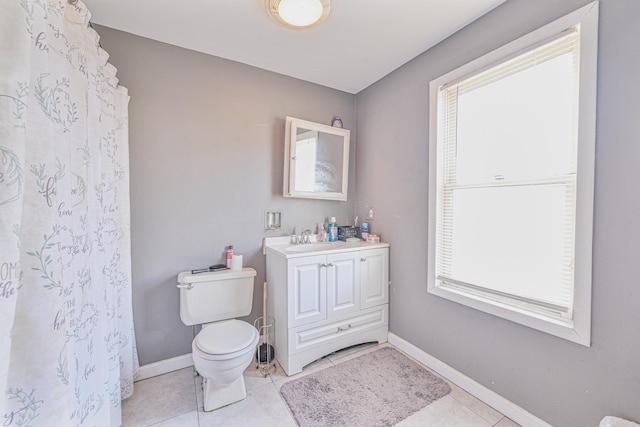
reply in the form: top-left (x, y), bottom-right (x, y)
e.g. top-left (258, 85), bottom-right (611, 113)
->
top-left (178, 267), bottom-right (256, 284)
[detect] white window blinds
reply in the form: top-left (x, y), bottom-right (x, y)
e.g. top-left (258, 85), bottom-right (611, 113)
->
top-left (434, 27), bottom-right (581, 319)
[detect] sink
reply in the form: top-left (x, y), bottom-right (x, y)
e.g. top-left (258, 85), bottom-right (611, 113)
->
top-left (285, 243), bottom-right (337, 253)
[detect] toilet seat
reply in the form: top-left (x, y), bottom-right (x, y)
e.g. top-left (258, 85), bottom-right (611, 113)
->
top-left (194, 320), bottom-right (259, 361)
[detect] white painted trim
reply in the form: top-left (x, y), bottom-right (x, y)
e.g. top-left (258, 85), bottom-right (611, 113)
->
top-left (135, 353), bottom-right (193, 382)
top-left (427, 1), bottom-right (599, 347)
top-left (388, 333), bottom-right (552, 427)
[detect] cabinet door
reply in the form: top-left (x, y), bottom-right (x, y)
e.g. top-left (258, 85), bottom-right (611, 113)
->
top-left (360, 248), bottom-right (389, 309)
top-left (288, 255), bottom-right (327, 327)
top-left (326, 252), bottom-right (360, 318)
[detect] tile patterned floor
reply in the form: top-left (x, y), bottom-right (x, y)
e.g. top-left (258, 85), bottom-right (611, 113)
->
top-left (121, 343), bottom-right (521, 427)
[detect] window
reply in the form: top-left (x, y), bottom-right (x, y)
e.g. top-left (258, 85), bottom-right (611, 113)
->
top-left (427, 2), bottom-right (598, 345)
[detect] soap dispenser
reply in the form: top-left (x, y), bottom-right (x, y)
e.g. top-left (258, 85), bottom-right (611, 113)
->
top-left (317, 222), bottom-right (327, 242)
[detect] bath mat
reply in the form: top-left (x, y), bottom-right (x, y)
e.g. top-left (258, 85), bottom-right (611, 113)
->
top-left (279, 347), bottom-right (451, 427)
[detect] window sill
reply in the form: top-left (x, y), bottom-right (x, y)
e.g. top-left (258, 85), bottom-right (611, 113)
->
top-left (428, 282), bottom-right (591, 346)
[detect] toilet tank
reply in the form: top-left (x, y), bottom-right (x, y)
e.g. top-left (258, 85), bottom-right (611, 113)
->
top-left (178, 267), bottom-right (257, 326)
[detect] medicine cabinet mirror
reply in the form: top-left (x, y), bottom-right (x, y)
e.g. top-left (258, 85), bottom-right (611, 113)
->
top-left (283, 116), bottom-right (350, 201)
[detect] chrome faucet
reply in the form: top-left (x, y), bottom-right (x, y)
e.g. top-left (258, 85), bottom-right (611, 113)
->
top-left (301, 228), bottom-right (312, 244)
top-left (293, 228), bottom-right (313, 244)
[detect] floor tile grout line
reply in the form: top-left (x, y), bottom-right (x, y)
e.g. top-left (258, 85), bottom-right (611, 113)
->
top-left (272, 380), bottom-right (298, 425)
top-left (492, 416), bottom-right (506, 426)
top-left (192, 368), bottom-right (201, 427)
top-left (448, 385), bottom-right (504, 425)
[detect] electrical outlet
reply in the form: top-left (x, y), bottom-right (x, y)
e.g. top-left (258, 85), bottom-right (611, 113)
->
top-left (365, 206), bottom-right (375, 220)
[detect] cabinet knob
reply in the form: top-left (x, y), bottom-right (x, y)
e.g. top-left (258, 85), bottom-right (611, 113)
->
top-left (337, 324), bottom-right (352, 332)
top-left (327, 262), bottom-right (334, 267)
top-left (320, 263), bottom-right (327, 268)
top-left (360, 257), bottom-right (367, 262)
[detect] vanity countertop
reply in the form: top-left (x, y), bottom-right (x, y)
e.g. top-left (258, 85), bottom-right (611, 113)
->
top-left (264, 236), bottom-right (389, 259)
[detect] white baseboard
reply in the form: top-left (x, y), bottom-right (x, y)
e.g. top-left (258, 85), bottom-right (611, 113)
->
top-left (388, 333), bottom-right (552, 427)
top-left (136, 353), bottom-right (193, 382)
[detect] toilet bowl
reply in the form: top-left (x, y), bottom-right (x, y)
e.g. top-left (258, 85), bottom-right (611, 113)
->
top-left (192, 319), bottom-right (259, 411)
top-left (177, 268), bottom-right (258, 411)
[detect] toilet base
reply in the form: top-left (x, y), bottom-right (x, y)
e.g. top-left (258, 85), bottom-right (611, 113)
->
top-left (202, 375), bottom-right (247, 411)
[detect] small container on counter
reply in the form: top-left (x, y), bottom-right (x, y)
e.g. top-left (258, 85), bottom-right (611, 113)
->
top-left (366, 234), bottom-right (380, 244)
top-left (338, 226), bottom-right (359, 241)
top-left (317, 222), bottom-right (327, 242)
top-left (361, 222), bottom-right (369, 241)
top-left (226, 245), bottom-right (234, 269)
top-left (328, 217), bottom-right (339, 242)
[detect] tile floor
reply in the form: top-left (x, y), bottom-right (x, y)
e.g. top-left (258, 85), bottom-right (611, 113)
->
top-left (122, 342), bottom-right (521, 427)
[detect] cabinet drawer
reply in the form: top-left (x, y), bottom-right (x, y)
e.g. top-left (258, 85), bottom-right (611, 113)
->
top-left (289, 305), bottom-right (388, 355)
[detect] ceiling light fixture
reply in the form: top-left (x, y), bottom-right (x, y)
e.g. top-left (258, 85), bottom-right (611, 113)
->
top-left (267, 0), bottom-right (331, 29)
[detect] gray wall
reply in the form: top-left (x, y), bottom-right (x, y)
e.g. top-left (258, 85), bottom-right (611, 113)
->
top-left (355, 0), bottom-right (640, 426)
top-left (95, 26), bottom-right (357, 366)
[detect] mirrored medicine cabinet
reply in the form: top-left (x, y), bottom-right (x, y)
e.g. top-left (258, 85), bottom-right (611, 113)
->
top-left (283, 116), bottom-right (350, 201)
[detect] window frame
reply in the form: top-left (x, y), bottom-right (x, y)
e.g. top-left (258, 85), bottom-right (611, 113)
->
top-left (427, 1), bottom-right (599, 346)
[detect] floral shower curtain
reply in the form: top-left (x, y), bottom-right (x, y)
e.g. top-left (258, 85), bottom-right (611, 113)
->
top-left (0, 1), bottom-right (138, 426)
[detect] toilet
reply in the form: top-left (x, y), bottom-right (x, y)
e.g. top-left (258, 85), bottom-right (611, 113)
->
top-left (177, 267), bottom-right (259, 411)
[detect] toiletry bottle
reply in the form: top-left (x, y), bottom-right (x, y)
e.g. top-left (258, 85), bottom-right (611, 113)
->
top-left (361, 222), bottom-right (369, 241)
top-left (226, 245), bottom-right (234, 269)
top-left (328, 217), bottom-right (338, 242)
top-left (317, 222), bottom-right (327, 242)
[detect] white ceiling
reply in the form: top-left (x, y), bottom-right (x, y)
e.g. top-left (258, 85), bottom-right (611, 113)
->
top-left (83, 0), bottom-right (507, 94)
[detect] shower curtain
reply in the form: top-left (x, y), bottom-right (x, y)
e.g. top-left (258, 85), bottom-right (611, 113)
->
top-left (0, 1), bottom-right (138, 426)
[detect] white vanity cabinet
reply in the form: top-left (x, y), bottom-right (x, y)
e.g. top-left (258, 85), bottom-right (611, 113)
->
top-left (265, 240), bottom-right (389, 376)
top-left (289, 251), bottom-right (361, 328)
